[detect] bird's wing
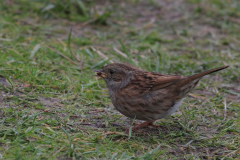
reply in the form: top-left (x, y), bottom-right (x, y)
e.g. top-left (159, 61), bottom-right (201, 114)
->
top-left (150, 74), bottom-right (184, 91)
top-left (126, 72), bottom-right (184, 93)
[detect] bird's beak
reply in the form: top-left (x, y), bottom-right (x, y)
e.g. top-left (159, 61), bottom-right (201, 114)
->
top-left (92, 69), bottom-right (102, 72)
top-left (92, 69), bottom-right (107, 78)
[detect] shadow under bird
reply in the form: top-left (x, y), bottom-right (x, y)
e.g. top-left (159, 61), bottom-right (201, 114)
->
top-left (93, 63), bottom-right (229, 131)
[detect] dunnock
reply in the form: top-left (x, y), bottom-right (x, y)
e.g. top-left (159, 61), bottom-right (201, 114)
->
top-left (93, 63), bottom-right (228, 131)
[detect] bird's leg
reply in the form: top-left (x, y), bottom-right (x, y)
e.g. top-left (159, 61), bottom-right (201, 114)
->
top-left (132, 121), bottom-right (158, 130)
top-left (145, 121), bottom-right (159, 128)
top-left (125, 121), bottom-right (158, 133)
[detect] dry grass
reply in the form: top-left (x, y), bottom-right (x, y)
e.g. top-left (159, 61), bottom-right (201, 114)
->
top-left (0, 0), bottom-right (239, 159)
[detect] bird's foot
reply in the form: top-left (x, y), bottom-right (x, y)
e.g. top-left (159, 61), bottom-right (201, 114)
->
top-left (125, 121), bottom-right (158, 133)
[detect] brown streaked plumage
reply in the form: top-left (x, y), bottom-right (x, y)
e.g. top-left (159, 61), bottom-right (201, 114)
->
top-left (93, 63), bottom-right (229, 131)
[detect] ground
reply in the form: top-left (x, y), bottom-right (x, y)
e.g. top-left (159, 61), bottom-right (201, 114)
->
top-left (0, 0), bottom-right (240, 159)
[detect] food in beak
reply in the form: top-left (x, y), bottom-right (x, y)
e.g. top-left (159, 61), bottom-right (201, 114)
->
top-left (97, 72), bottom-right (102, 76)
top-left (92, 69), bottom-right (102, 77)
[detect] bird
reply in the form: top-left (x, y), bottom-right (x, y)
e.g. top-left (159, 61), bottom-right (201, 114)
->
top-left (93, 63), bottom-right (229, 131)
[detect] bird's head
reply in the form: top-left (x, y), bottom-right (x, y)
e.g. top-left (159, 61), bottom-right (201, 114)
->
top-left (93, 63), bottom-right (138, 90)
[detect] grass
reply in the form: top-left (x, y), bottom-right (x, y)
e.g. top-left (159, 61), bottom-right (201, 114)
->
top-left (0, 0), bottom-right (240, 159)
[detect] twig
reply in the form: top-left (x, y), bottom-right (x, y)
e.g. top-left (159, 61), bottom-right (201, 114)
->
top-left (189, 93), bottom-right (207, 100)
top-left (46, 45), bottom-right (79, 65)
top-left (8, 49), bottom-right (23, 57)
top-left (223, 98), bottom-right (227, 121)
top-left (216, 98), bottom-right (228, 131)
top-left (91, 47), bottom-right (114, 63)
top-left (113, 47), bottom-right (127, 58)
top-left (142, 18), bottom-right (156, 29)
top-left (113, 47), bottom-right (138, 64)
top-left (130, 18), bottom-right (156, 32)
top-left (79, 18), bottom-right (97, 26)
top-left (70, 48), bottom-right (81, 62)
top-left (57, 38), bottom-right (67, 51)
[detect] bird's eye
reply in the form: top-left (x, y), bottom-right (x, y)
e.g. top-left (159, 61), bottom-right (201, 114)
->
top-left (109, 70), bottom-right (114, 74)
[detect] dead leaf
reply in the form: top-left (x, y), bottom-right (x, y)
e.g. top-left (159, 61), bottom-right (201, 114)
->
top-left (23, 84), bottom-right (31, 88)
top-left (189, 93), bottom-right (207, 100)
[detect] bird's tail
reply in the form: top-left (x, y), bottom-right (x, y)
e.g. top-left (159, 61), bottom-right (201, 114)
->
top-left (184, 65), bottom-right (229, 83)
top-left (173, 65), bottom-right (229, 95)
